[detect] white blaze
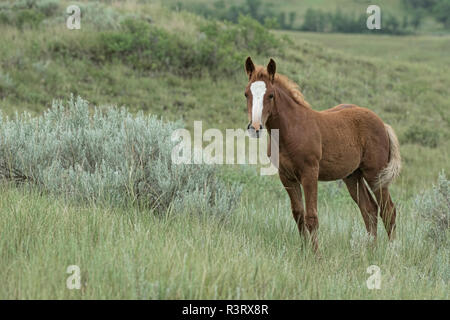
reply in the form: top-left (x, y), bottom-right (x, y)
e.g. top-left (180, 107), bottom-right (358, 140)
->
top-left (250, 81), bottom-right (266, 126)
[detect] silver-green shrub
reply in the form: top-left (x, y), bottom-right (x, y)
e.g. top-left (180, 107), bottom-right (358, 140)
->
top-left (0, 96), bottom-right (241, 215)
top-left (415, 172), bottom-right (449, 247)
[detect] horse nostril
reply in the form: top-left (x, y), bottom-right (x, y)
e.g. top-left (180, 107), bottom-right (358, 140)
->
top-left (247, 123), bottom-right (251, 130)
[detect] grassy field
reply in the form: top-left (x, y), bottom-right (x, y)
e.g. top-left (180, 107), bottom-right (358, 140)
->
top-left (0, 1), bottom-right (448, 299)
top-left (1, 178), bottom-right (448, 299)
top-left (281, 31), bottom-right (450, 67)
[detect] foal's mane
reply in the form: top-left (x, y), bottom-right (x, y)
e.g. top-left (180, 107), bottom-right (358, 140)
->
top-left (252, 65), bottom-right (311, 108)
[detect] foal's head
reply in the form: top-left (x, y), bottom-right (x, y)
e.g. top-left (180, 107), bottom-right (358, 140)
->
top-left (244, 57), bottom-right (277, 138)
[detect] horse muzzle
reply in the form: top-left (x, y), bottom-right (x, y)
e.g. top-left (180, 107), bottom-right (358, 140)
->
top-left (247, 122), bottom-right (263, 138)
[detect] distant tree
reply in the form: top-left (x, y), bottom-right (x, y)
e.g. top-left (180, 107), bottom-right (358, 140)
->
top-left (246, 0), bottom-right (262, 20)
top-left (403, 15), bottom-right (409, 28)
top-left (411, 9), bottom-right (424, 29)
top-left (225, 5), bottom-right (241, 23)
top-left (433, 0), bottom-right (450, 27)
top-left (402, 0), bottom-right (439, 9)
top-left (278, 11), bottom-right (286, 29)
top-left (384, 14), bottom-right (401, 34)
top-left (331, 9), bottom-right (350, 32)
top-left (288, 11), bottom-right (297, 29)
top-left (301, 8), bottom-right (317, 31)
top-left (278, 11), bottom-right (297, 30)
top-left (402, 0), bottom-right (450, 29)
top-left (301, 8), bottom-right (327, 32)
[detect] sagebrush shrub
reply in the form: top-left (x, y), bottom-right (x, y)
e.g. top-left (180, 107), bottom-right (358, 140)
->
top-left (0, 96), bottom-right (242, 215)
top-left (77, 1), bottom-right (124, 30)
top-left (415, 172), bottom-right (449, 247)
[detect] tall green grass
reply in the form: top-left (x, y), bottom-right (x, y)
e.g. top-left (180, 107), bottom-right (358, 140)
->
top-left (0, 175), bottom-right (447, 299)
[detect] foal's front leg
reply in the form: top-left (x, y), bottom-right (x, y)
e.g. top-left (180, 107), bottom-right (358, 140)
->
top-left (301, 167), bottom-right (319, 252)
top-left (280, 173), bottom-right (307, 239)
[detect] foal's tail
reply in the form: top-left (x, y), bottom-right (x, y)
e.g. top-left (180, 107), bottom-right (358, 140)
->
top-left (374, 124), bottom-right (402, 190)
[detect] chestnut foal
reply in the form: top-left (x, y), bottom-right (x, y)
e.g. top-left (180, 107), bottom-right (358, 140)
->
top-left (244, 57), bottom-right (401, 251)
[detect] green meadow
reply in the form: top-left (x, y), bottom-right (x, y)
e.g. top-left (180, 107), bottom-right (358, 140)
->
top-left (0, 1), bottom-right (448, 299)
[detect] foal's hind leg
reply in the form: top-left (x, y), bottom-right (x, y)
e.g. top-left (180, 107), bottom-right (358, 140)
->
top-left (371, 187), bottom-right (397, 240)
top-left (361, 169), bottom-right (398, 240)
top-left (343, 171), bottom-right (379, 239)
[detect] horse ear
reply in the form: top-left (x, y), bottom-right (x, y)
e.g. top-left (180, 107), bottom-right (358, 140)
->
top-left (267, 58), bottom-right (276, 83)
top-left (245, 56), bottom-right (255, 79)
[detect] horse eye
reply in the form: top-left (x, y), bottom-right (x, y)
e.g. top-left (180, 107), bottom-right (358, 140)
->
top-left (268, 93), bottom-right (274, 99)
